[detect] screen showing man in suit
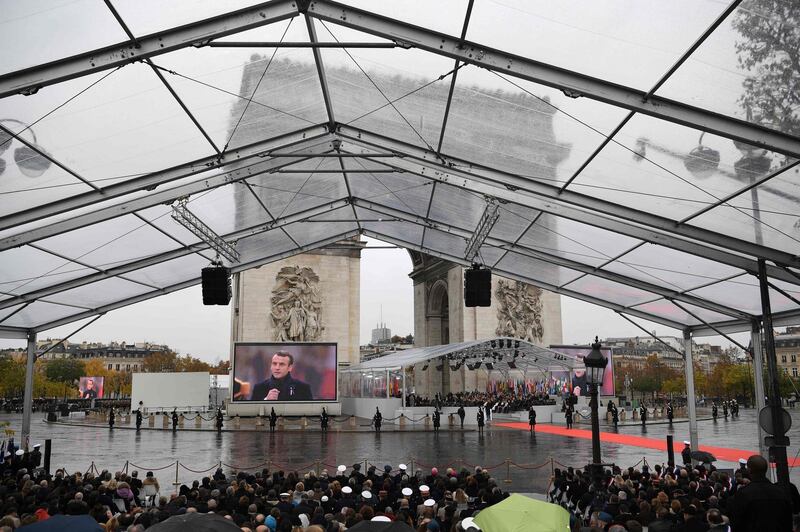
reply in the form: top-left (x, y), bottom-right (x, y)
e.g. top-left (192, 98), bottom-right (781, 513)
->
top-left (78, 376), bottom-right (104, 399)
top-left (232, 343), bottom-right (337, 402)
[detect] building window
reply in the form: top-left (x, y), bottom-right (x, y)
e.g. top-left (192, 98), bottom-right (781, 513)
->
top-left (793, 355), bottom-right (797, 363)
top-left (133, 364), bottom-right (138, 371)
top-left (116, 364), bottom-right (120, 370)
top-left (793, 368), bottom-right (798, 378)
top-left (126, 364), bottom-right (130, 371)
top-left (782, 355), bottom-right (787, 363)
top-left (108, 364), bottom-right (112, 370)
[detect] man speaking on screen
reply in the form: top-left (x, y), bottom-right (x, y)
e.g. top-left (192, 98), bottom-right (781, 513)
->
top-left (251, 351), bottom-right (313, 401)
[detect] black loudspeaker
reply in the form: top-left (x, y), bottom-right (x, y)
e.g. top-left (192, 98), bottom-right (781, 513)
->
top-left (201, 265), bottom-right (231, 305)
top-left (464, 265), bottom-right (491, 307)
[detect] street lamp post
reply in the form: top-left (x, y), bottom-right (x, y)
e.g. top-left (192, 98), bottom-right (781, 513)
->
top-left (585, 336), bottom-right (608, 482)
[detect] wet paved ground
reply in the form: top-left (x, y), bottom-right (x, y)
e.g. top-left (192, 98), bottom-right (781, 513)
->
top-left (3, 408), bottom-right (800, 493)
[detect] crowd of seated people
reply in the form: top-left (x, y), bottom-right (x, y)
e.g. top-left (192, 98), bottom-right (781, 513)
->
top-left (1, 447), bottom-right (505, 531)
top-left (407, 391), bottom-right (554, 411)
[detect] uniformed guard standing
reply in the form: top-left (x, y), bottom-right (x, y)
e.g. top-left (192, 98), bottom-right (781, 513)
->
top-left (565, 407), bottom-right (573, 429)
top-left (639, 404), bottom-right (647, 427)
top-left (171, 409), bottom-right (179, 432)
top-left (666, 401), bottom-right (674, 424)
top-left (528, 407), bottom-right (536, 432)
top-left (712, 402), bottom-right (718, 420)
top-left (477, 408), bottom-right (484, 433)
top-left (109, 408), bottom-right (115, 429)
top-left (722, 401), bottom-right (728, 419)
top-left (320, 407), bottom-right (329, 432)
top-left (135, 408), bottom-right (143, 431)
top-left (432, 409), bottom-right (440, 433)
top-left (681, 441), bottom-right (692, 467)
top-left (269, 407), bottom-right (277, 432)
top-left (611, 405), bottom-right (619, 428)
top-left (457, 405), bottom-right (465, 429)
top-left (373, 407), bottom-right (382, 433)
top-left (215, 408), bottom-right (224, 432)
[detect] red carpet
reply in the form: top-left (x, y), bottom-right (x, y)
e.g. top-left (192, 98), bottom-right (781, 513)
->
top-left (495, 422), bottom-right (800, 467)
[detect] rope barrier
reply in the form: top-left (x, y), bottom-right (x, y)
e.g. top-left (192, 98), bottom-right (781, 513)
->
top-left (128, 461), bottom-right (177, 472)
top-left (508, 459), bottom-right (552, 470)
top-left (221, 461), bottom-right (270, 471)
top-left (178, 462), bottom-right (220, 474)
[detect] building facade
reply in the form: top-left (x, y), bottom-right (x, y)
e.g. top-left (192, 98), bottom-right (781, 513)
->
top-left (776, 327), bottom-right (800, 378)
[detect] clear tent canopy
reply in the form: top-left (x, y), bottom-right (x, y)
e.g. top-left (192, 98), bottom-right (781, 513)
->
top-left (0, 0), bottom-right (799, 338)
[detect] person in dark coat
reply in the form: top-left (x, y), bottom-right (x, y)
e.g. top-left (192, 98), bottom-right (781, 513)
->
top-left (712, 402), bottom-right (718, 420)
top-left (565, 408), bottom-right (573, 429)
top-left (250, 351), bottom-right (313, 401)
top-left (269, 407), bottom-right (277, 432)
top-left (639, 404), bottom-right (647, 427)
top-left (457, 406), bottom-right (465, 429)
top-left (666, 401), bottom-right (673, 423)
top-left (432, 409), bottom-right (440, 433)
top-left (730, 455), bottom-right (792, 532)
top-left (373, 407), bottom-right (382, 433)
top-left (135, 408), bottom-right (143, 431)
top-left (171, 409), bottom-right (179, 431)
top-left (320, 407), bottom-right (329, 432)
top-left (215, 408), bottom-right (224, 432)
top-left (611, 405), bottom-right (619, 428)
top-left (682, 441), bottom-right (692, 467)
top-left (723, 401), bottom-right (729, 419)
top-left (477, 408), bottom-right (484, 432)
top-left (528, 407), bottom-right (536, 432)
top-left (108, 408), bottom-right (115, 429)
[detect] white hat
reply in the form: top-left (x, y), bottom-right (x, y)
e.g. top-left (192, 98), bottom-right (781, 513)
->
top-left (279, 492), bottom-right (290, 497)
top-left (372, 516), bottom-right (392, 522)
top-left (399, 463), bottom-right (407, 471)
top-left (337, 465), bottom-right (346, 473)
top-left (33, 444), bottom-right (40, 449)
top-left (738, 458), bottom-right (747, 465)
top-left (683, 440), bottom-right (690, 445)
top-left (419, 484), bottom-right (430, 492)
top-left (321, 496), bottom-right (329, 502)
top-left (460, 517), bottom-right (481, 531)
top-left (342, 486), bottom-right (353, 494)
top-left (423, 498), bottom-right (436, 507)
top-left (402, 487), bottom-right (413, 496)
top-left (15, 450), bottom-right (24, 456)
top-left (361, 490), bottom-right (372, 499)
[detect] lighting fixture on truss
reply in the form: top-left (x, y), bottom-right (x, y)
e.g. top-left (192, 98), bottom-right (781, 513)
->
top-left (464, 197), bottom-right (500, 262)
top-left (171, 198), bottom-right (240, 263)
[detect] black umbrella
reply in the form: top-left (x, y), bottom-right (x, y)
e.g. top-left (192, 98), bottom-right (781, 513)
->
top-left (147, 512), bottom-right (242, 532)
top-left (347, 521), bottom-right (416, 532)
top-left (19, 515), bottom-right (103, 531)
top-left (690, 450), bottom-right (717, 464)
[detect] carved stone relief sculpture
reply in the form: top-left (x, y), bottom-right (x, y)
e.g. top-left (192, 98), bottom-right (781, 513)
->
top-left (495, 279), bottom-right (544, 342)
top-left (270, 265), bottom-right (324, 341)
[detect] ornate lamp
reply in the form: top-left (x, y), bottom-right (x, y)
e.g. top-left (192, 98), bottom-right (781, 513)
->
top-left (584, 336), bottom-right (608, 483)
top-left (584, 336), bottom-right (608, 387)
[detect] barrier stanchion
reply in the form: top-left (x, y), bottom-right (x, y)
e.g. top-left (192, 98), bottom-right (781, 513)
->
top-left (195, 416), bottom-right (202, 429)
top-left (179, 414), bottom-right (185, 428)
top-left (173, 461), bottom-right (180, 493)
top-left (399, 414), bottom-right (406, 429)
top-left (410, 458), bottom-right (415, 476)
top-left (315, 460), bottom-right (320, 477)
top-left (148, 414), bottom-right (155, 428)
top-left (162, 414), bottom-right (169, 429)
top-left (349, 416), bottom-right (356, 428)
top-left (124, 461), bottom-right (129, 474)
top-left (234, 416), bottom-right (240, 429)
top-left (504, 459), bottom-right (512, 484)
top-left (550, 457), bottom-right (554, 476)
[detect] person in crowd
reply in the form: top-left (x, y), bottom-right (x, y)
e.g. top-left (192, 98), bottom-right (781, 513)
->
top-left (682, 440), bottom-right (692, 467)
top-left (731, 454), bottom-right (793, 531)
top-left (251, 351), bottom-right (313, 401)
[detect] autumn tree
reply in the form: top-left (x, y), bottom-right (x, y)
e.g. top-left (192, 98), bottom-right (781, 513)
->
top-left (45, 358), bottom-right (85, 398)
top-left (733, 1), bottom-right (800, 138)
top-left (142, 351), bottom-right (178, 372)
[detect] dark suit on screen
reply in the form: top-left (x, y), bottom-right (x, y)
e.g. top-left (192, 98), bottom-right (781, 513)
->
top-left (251, 373), bottom-right (313, 401)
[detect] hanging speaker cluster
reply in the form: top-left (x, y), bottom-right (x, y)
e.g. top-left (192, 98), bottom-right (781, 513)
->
top-left (464, 264), bottom-right (491, 307)
top-left (201, 263), bottom-right (232, 305)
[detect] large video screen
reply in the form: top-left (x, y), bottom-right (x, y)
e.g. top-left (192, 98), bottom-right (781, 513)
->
top-left (232, 343), bottom-right (337, 402)
top-left (78, 376), bottom-right (104, 399)
top-left (548, 345), bottom-right (615, 396)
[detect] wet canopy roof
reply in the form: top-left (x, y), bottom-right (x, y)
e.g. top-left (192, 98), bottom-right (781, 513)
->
top-left (346, 337), bottom-right (577, 373)
top-left (0, 0), bottom-right (799, 338)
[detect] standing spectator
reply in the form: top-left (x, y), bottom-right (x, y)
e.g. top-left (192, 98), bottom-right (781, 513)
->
top-left (731, 455), bottom-right (792, 531)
